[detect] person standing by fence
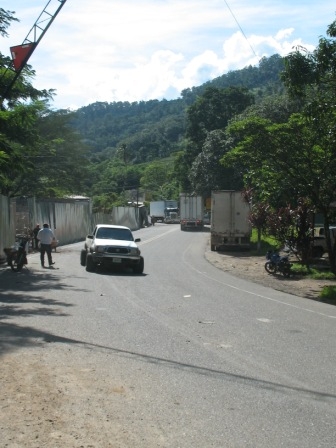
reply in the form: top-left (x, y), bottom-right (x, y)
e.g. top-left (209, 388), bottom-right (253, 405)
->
top-left (37, 223), bottom-right (56, 268)
top-left (32, 224), bottom-right (40, 251)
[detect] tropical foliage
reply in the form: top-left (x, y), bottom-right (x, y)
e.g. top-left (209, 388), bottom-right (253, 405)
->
top-left (0, 9), bottom-right (89, 198)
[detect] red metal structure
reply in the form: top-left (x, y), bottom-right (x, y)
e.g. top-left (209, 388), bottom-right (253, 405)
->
top-left (1, 0), bottom-right (68, 101)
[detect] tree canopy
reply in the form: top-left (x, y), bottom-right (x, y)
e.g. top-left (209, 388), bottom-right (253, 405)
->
top-left (0, 9), bottom-right (89, 198)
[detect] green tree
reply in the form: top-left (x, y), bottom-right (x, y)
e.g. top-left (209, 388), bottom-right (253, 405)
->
top-left (223, 110), bottom-right (336, 269)
top-left (0, 8), bottom-right (18, 38)
top-left (33, 109), bottom-right (90, 197)
top-left (0, 9), bottom-right (56, 196)
top-left (140, 161), bottom-right (170, 199)
top-left (185, 86), bottom-right (255, 156)
top-left (280, 17), bottom-right (336, 270)
top-left (188, 129), bottom-right (243, 197)
top-left (180, 86), bottom-right (255, 191)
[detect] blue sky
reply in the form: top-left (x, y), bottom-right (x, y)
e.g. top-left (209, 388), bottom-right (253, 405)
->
top-left (1, 0), bottom-right (335, 110)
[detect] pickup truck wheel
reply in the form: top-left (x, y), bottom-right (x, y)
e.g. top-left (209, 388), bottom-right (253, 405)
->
top-left (85, 253), bottom-right (96, 272)
top-left (133, 256), bottom-right (144, 274)
top-left (80, 249), bottom-right (87, 266)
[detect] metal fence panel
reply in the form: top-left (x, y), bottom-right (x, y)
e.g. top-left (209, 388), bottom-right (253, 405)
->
top-left (0, 195), bottom-right (16, 262)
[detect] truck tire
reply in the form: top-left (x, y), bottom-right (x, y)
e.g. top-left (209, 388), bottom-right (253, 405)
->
top-left (133, 256), bottom-right (144, 274)
top-left (80, 249), bottom-right (87, 266)
top-left (85, 253), bottom-right (96, 272)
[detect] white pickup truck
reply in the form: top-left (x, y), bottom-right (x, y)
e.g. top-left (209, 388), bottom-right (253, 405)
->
top-left (80, 224), bottom-right (144, 273)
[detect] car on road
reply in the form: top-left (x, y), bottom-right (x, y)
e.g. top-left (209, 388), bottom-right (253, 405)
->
top-left (80, 224), bottom-right (144, 274)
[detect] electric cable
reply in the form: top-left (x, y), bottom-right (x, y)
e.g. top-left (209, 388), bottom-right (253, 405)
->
top-left (223, 0), bottom-right (258, 58)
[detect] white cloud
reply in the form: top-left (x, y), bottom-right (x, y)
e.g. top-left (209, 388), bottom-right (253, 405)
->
top-left (0, 0), bottom-right (335, 109)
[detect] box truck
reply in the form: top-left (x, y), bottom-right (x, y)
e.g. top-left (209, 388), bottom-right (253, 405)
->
top-left (180, 193), bottom-right (204, 231)
top-left (211, 191), bottom-right (251, 251)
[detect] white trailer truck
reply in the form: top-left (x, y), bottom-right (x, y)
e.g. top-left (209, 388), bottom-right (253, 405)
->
top-left (180, 193), bottom-right (204, 231)
top-left (210, 190), bottom-right (251, 251)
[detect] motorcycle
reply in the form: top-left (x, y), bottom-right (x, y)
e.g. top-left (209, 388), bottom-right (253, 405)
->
top-left (264, 250), bottom-right (292, 278)
top-left (4, 237), bottom-right (29, 272)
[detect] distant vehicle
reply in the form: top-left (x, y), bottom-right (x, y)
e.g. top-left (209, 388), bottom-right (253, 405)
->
top-left (80, 224), bottom-right (144, 274)
top-left (164, 206), bottom-right (180, 224)
top-left (211, 190), bottom-right (251, 251)
top-left (180, 193), bottom-right (204, 231)
top-left (203, 212), bottom-right (211, 225)
top-left (150, 200), bottom-right (179, 224)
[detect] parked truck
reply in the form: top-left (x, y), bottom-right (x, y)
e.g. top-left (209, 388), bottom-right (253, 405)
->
top-left (210, 190), bottom-right (251, 251)
top-left (180, 193), bottom-right (204, 231)
top-left (164, 200), bottom-right (180, 224)
top-left (150, 200), bottom-right (179, 224)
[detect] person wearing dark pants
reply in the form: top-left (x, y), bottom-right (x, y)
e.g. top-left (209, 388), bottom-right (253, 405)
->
top-left (32, 224), bottom-right (40, 251)
top-left (37, 223), bottom-right (56, 268)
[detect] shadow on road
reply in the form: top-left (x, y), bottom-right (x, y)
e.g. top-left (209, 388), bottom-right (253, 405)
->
top-left (1, 322), bottom-right (335, 404)
top-left (0, 265), bottom-right (90, 355)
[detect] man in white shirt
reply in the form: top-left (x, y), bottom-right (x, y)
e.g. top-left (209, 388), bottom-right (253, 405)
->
top-left (37, 223), bottom-right (56, 268)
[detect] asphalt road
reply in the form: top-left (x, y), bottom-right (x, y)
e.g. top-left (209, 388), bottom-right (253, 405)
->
top-left (1, 223), bottom-right (336, 447)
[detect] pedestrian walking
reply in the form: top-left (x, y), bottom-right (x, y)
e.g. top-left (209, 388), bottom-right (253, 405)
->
top-left (37, 223), bottom-right (56, 268)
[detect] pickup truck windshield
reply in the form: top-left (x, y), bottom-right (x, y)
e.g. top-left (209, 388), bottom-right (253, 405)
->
top-left (96, 228), bottom-right (133, 241)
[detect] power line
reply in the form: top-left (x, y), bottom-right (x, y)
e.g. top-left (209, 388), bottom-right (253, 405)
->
top-left (223, 0), bottom-right (258, 58)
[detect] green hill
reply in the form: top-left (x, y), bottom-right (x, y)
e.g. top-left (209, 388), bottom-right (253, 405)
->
top-left (72, 54), bottom-right (285, 165)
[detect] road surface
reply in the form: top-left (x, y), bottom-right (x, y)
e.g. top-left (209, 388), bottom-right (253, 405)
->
top-left (1, 223), bottom-right (335, 447)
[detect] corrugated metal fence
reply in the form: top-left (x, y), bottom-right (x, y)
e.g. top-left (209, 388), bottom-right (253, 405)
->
top-left (0, 195), bottom-right (146, 263)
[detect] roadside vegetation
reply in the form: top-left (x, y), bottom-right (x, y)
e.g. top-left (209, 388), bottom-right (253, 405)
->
top-left (250, 229), bottom-right (336, 304)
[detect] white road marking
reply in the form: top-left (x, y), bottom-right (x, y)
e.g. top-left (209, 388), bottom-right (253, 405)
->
top-left (139, 227), bottom-right (179, 245)
top-left (181, 243), bottom-right (336, 320)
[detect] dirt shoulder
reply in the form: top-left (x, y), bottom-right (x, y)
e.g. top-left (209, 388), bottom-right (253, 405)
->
top-left (204, 247), bottom-right (336, 302)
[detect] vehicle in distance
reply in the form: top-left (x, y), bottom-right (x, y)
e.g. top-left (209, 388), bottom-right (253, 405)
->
top-left (80, 224), bottom-right (144, 274)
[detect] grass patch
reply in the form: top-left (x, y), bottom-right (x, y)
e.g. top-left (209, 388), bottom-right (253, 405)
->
top-left (250, 231), bottom-right (280, 255)
top-left (319, 286), bottom-right (336, 305)
top-left (290, 263), bottom-right (336, 279)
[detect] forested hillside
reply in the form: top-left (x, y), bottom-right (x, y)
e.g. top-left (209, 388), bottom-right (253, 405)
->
top-left (72, 54), bottom-right (285, 164)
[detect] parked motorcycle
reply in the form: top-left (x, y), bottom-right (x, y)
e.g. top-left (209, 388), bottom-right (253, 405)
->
top-left (4, 237), bottom-right (28, 272)
top-left (265, 250), bottom-right (292, 277)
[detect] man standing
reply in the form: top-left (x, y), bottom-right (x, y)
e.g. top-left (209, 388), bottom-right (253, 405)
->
top-left (37, 223), bottom-right (56, 268)
top-left (32, 224), bottom-right (40, 251)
